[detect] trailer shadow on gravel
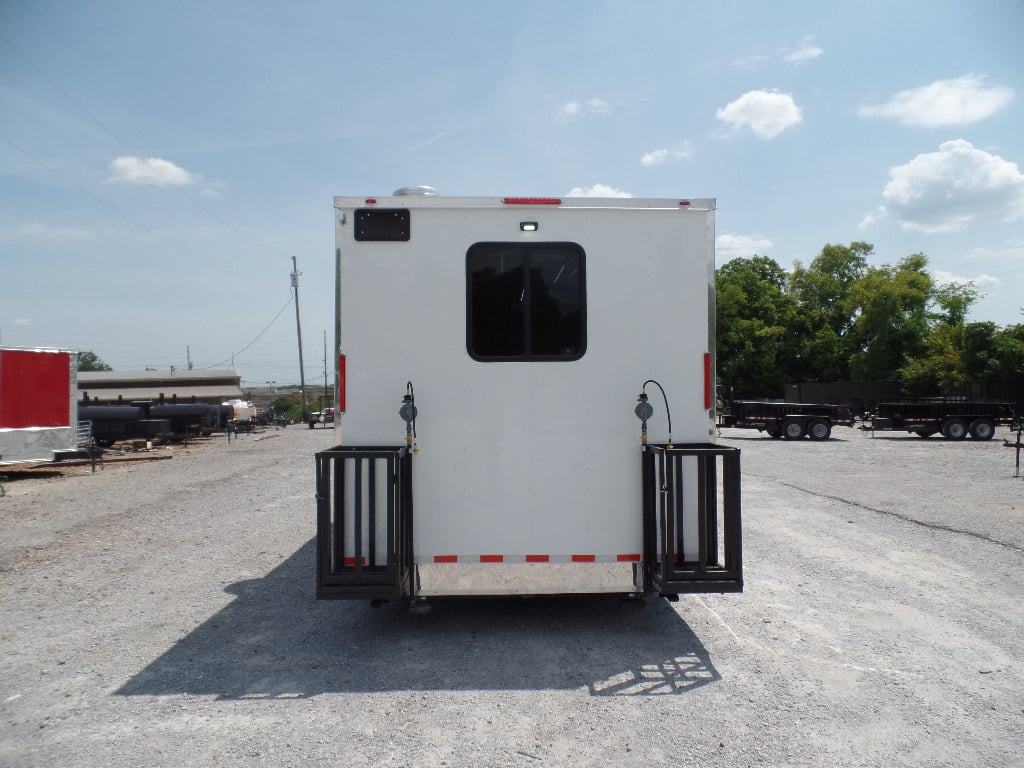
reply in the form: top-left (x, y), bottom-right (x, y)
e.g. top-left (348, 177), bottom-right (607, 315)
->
top-left (116, 538), bottom-right (719, 700)
top-left (718, 433), bottom-right (855, 442)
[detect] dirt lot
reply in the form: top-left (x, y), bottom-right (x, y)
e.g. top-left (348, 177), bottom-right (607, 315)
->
top-left (1, 424), bottom-right (1022, 767)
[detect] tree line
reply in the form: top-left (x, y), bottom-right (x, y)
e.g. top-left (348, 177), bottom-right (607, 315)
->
top-left (716, 242), bottom-right (1024, 399)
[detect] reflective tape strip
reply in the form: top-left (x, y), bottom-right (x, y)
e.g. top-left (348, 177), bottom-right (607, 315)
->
top-left (420, 553), bottom-right (641, 565)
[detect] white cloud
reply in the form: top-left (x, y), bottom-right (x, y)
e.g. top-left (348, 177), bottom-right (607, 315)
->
top-left (716, 234), bottom-right (774, 260)
top-left (107, 156), bottom-right (195, 186)
top-left (565, 184), bottom-right (632, 198)
top-left (933, 270), bottom-right (1000, 289)
top-left (0, 221), bottom-right (94, 242)
top-left (733, 53), bottom-right (771, 69)
top-left (735, 38), bottom-right (823, 68)
top-left (715, 90), bottom-right (802, 139)
top-left (859, 75), bottom-right (1014, 127)
top-left (858, 206), bottom-right (888, 230)
top-left (783, 44), bottom-right (823, 64)
top-left (966, 240), bottom-right (1024, 262)
top-left (557, 98), bottom-right (612, 122)
top-left (881, 140), bottom-right (1024, 233)
top-left (640, 143), bottom-right (695, 166)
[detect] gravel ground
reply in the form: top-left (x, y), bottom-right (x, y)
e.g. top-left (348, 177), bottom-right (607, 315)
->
top-left (1, 423), bottom-right (1022, 767)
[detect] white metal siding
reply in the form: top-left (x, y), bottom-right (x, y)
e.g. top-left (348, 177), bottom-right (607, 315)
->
top-left (334, 199), bottom-right (714, 565)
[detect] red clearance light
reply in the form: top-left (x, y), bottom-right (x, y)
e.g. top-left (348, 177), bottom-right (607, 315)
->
top-left (502, 197), bottom-right (561, 205)
top-left (337, 353), bottom-right (347, 413)
top-left (364, 198), bottom-right (377, 205)
top-left (679, 200), bottom-right (691, 206)
top-left (704, 352), bottom-right (712, 410)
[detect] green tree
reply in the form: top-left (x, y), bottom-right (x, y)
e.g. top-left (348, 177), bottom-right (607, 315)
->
top-left (271, 394), bottom-right (303, 422)
top-left (77, 350), bottom-right (112, 371)
top-left (990, 324), bottom-right (1024, 381)
top-left (788, 242), bottom-right (871, 380)
top-left (899, 279), bottom-right (982, 395)
top-left (847, 253), bottom-right (933, 380)
top-left (716, 255), bottom-right (797, 397)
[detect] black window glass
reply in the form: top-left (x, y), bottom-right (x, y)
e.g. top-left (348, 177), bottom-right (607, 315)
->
top-left (467, 243), bottom-right (586, 361)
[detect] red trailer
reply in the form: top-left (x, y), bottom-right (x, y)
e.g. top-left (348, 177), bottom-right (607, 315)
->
top-left (0, 347), bottom-right (79, 465)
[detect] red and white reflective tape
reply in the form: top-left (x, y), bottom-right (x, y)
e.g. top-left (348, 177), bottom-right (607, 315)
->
top-left (416, 553), bottom-right (642, 565)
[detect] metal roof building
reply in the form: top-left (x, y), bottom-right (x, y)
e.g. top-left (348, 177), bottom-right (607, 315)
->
top-left (78, 370), bottom-right (243, 405)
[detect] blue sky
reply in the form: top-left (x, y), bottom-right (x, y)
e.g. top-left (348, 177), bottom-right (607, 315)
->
top-left (2, 1), bottom-right (1022, 388)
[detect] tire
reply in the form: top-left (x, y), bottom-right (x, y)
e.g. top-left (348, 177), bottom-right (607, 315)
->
top-left (969, 418), bottom-right (995, 441)
top-left (782, 419), bottom-right (805, 440)
top-left (807, 418), bottom-right (832, 441)
top-left (942, 417), bottom-right (968, 440)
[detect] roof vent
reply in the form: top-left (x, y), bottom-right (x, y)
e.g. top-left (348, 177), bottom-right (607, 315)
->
top-left (393, 185), bottom-right (438, 196)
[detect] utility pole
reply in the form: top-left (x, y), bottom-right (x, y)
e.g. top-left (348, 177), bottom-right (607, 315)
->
top-left (323, 329), bottom-right (328, 410)
top-left (291, 256), bottom-right (308, 420)
top-left (187, 345), bottom-right (192, 371)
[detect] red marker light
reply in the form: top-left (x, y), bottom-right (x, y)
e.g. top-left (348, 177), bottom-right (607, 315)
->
top-left (337, 353), bottom-right (346, 413)
top-left (704, 352), bottom-right (712, 410)
top-left (502, 197), bottom-right (561, 205)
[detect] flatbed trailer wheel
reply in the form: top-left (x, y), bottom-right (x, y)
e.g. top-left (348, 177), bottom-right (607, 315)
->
top-left (807, 418), bottom-right (831, 441)
top-left (942, 417), bottom-right (968, 440)
top-left (969, 418), bottom-right (995, 440)
top-left (782, 419), bottom-right (805, 440)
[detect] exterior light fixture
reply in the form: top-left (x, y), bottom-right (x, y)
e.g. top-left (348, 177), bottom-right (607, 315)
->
top-left (520, 221), bottom-right (538, 232)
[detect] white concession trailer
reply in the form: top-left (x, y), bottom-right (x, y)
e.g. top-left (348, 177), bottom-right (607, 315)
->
top-left (316, 191), bottom-right (742, 602)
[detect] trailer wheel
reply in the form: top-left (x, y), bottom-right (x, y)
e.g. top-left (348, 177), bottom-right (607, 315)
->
top-left (969, 418), bottom-right (995, 441)
top-left (942, 418), bottom-right (968, 440)
top-left (782, 419), bottom-right (805, 440)
top-left (807, 419), bottom-right (831, 441)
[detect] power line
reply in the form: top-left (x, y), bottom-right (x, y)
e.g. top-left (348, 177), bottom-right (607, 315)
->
top-left (200, 293), bottom-right (295, 370)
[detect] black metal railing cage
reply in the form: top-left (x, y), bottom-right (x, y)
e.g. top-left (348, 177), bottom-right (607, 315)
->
top-left (642, 444), bottom-right (743, 596)
top-left (315, 445), bottom-right (413, 600)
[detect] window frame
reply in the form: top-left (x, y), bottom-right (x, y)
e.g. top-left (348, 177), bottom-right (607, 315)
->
top-left (465, 241), bottom-right (587, 363)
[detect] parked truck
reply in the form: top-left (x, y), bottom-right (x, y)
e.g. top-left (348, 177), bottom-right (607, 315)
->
top-left (867, 399), bottom-right (1016, 440)
top-left (314, 190), bottom-right (742, 604)
top-left (0, 347), bottom-right (79, 465)
top-left (718, 398), bottom-right (855, 440)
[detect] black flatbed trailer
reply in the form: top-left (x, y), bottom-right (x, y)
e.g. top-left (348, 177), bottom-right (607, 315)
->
top-left (718, 400), bottom-right (855, 440)
top-left (867, 400), bottom-right (1015, 440)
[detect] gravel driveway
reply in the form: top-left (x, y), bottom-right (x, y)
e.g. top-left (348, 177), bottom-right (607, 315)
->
top-left (1, 424), bottom-right (1022, 767)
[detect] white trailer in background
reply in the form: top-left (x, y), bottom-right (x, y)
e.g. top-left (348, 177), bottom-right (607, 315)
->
top-left (315, 191), bottom-right (742, 602)
top-left (0, 347), bottom-right (79, 466)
